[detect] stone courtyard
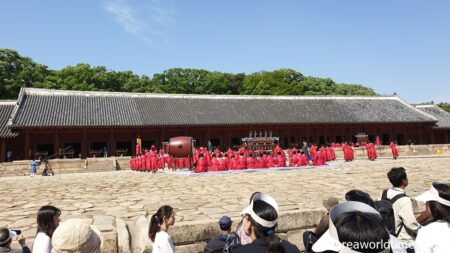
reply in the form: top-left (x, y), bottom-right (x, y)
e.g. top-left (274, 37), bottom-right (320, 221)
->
top-left (1, 156), bottom-right (449, 252)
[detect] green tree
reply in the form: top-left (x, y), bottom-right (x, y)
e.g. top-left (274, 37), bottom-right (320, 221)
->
top-left (437, 102), bottom-right (450, 113)
top-left (0, 49), bottom-right (49, 99)
top-left (241, 69), bottom-right (305, 95)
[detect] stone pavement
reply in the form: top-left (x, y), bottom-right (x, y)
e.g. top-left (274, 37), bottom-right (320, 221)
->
top-left (1, 157), bottom-right (449, 252)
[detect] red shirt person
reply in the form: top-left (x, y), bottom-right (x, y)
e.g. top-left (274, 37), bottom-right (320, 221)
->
top-left (390, 142), bottom-right (399, 159)
top-left (193, 154), bottom-right (208, 173)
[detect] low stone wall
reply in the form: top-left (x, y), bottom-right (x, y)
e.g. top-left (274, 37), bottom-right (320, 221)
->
top-left (0, 157), bottom-right (130, 177)
top-left (127, 209), bottom-right (324, 253)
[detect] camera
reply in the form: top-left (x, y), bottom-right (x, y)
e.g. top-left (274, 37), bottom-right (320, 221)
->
top-left (11, 229), bottom-right (21, 235)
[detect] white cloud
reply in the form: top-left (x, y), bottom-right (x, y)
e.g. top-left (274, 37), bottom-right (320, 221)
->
top-left (102, 0), bottom-right (175, 45)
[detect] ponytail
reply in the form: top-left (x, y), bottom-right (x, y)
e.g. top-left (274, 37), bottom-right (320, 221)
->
top-left (267, 233), bottom-right (285, 253)
top-left (148, 205), bottom-right (173, 242)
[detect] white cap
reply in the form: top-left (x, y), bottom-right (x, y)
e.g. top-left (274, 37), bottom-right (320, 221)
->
top-left (240, 192), bottom-right (279, 228)
top-left (312, 201), bottom-right (391, 253)
top-left (416, 182), bottom-right (450, 207)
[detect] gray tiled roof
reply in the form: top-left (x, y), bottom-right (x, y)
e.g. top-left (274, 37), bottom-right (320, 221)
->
top-left (0, 102), bottom-right (18, 138)
top-left (8, 88), bottom-right (437, 128)
top-left (415, 105), bottom-right (450, 129)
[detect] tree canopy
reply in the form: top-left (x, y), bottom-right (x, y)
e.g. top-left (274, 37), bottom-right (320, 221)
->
top-left (1, 49), bottom-right (377, 99)
top-left (437, 102), bottom-right (450, 113)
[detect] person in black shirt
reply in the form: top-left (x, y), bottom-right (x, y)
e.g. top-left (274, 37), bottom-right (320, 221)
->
top-left (203, 216), bottom-right (233, 253)
top-left (234, 192), bottom-right (300, 253)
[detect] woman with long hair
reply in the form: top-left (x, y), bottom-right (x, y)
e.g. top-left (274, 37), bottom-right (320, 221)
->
top-left (234, 192), bottom-right (300, 253)
top-left (415, 182), bottom-right (450, 253)
top-left (148, 205), bottom-right (175, 253)
top-left (32, 205), bottom-right (61, 253)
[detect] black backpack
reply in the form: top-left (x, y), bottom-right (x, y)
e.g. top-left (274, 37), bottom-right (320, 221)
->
top-left (375, 189), bottom-right (407, 236)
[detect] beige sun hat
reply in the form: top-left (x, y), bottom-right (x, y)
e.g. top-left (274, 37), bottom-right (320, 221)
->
top-left (51, 218), bottom-right (103, 253)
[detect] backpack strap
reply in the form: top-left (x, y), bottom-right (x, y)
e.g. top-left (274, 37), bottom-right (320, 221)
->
top-left (381, 189), bottom-right (388, 201)
top-left (390, 193), bottom-right (407, 204)
top-left (388, 191), bottom-right (408, 237)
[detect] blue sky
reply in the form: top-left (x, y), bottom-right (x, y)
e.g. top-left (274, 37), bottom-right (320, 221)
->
top-left (1, 0), bottom-right (449, 103)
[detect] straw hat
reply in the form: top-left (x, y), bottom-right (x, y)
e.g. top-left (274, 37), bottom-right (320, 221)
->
top-left (52, 218), bottom-right (102, 253)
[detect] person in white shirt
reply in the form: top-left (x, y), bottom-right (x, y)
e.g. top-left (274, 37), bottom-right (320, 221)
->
top-left (32, 206), bottom-right (61, 253)
top-left (385, 167), bottom-right (421, 252)
top-left (149, 205), bottom-right (175, 253)
top-left (415, 182), bottom-right (450, 253)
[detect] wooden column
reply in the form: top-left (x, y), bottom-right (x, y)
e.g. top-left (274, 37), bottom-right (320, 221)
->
top-left (160, 128), bottom-right (165, 143)
top-left (305, 126), bottom-right (310, 143)
top-left (109, 129), bottom-right (115, 156)
top-left (430, 129), bottom-right (435, 144)
top-left (1, 138), bottom-right (6, 162)
top-left (418, 125), bottom-right (423, 144)
top-left (54, 129), bottom-right (60, 155)
top-left (404, 126), bottom-right (409, 144)
top-left (82, 129), bottom-right (88, 158)
top-left (227, 127), bottom-right (232, 148)
top-left (206, 127), bottom-right (211, 145)
top-left (25, 129), bottom-right (30, 159)
top-left (445, 130), bottom-right (449, 144)
top-left (390, 126), bottom-right (395, 143)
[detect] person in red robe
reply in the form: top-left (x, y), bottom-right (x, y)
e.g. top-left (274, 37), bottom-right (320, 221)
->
top-left (145, 151), bottom-right (151, 171)
top-left (313, 149), bottom-right (326, 165)
top-left (149, 150), bottom-right (158, 171)
top-left (330, 147), bottom-right (336, 160)
top-left (376, 136), bottom-right (381, 146)
top-left (164, 154), bottom-right (173, 169)
top-left (135, 143), bottom-right (141, 156)
top-left (297, 153), bottom-right (308, 166)
top-left (218, 154), bottom-right (227, 171)
top-left (238, 153), bottom-right (248, 170)
top-left (140, 155), bottom-right (146, 171)
top-left (342, 144), bottom-right (350, 162)
top-left (247, 153), bottom-right (256, 169)
top-left (257, 153), bottom-right (267, 169)
top-left (266, 152), bottom-right (276, 168)
top-left (193, 154), bottom-right (208, 173)
top-left (226, 148), bottom-right (234, 160)
top-left (158, 150), bottom-right (165, 169)
top-left (229, 155), bottom-right (238, 170)
top-left (276, 152), bottom-right (286, 167)
top-left (390, 141), bottom-right (399, 159)
top-left (213, 148), bottom-right (220, 157)
top-left (289, 151), bottom-right (298, 167)
top-left (209, 154), bottom-right (219, 171)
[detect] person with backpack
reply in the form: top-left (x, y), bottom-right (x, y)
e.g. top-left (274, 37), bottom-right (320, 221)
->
top-left (380, 167), bottom-right (420, 252)
top-left (415, 182), bottom-right (450, 253)
top-left (203, 216), bottom-right (233, 253)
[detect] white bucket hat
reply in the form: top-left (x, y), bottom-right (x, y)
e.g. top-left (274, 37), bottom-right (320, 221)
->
top-left (416, 182), bottom-right (450, 207)
top-left (51, 218), bottom-right (103, 253)
top-left (312, 201), bottom-right (391, 253)
top-left (240, 192), bottom-right (279, 228)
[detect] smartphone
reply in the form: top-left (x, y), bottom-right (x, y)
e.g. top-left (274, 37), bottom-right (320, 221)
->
top-left (11, 229), bottom-right (21, 235)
